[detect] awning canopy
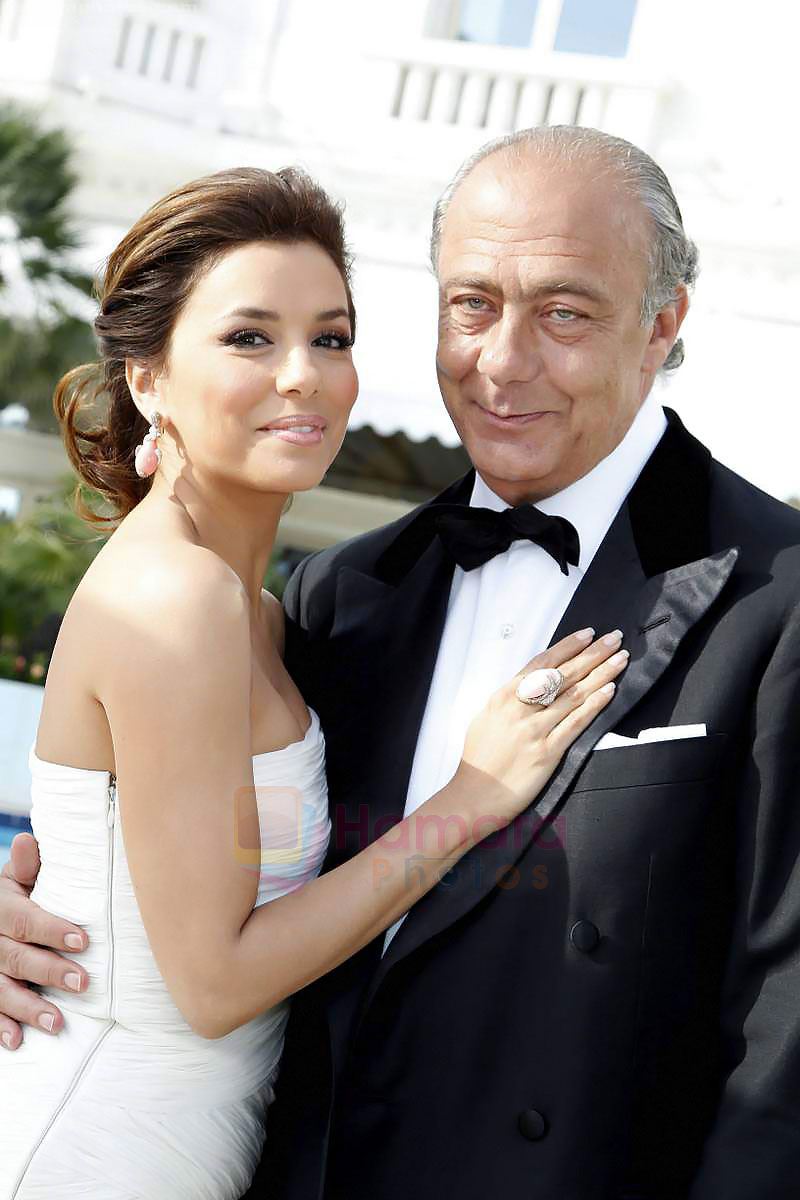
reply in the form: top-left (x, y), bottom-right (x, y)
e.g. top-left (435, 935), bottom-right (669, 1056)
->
top-left (347, 388), bottom-right (462, 448)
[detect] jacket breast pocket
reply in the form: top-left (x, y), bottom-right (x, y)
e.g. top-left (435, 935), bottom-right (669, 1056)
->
top-left (571, 733), bottom-right (728, 794)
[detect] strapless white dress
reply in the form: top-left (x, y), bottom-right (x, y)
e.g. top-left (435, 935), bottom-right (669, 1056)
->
top-left (0, 710), bottom-right (330, 1199)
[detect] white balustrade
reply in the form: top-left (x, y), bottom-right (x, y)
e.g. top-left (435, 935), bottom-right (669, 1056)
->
top-left (400, 63), bottom-right (434, 121)
top-left (517, 77), bottom-right (551, 126)
top-left (485, 74), bottom-right (519, 133)
top-left (0, 0), bottom-right (222, 124)
top-left (579, 83), bottom-right (607, 128)
top-left (429, 67), bottom-right (462, 124)
top-left (548, 79), bottom-right (580, 124)
top-left (364, 38), bottom-right (667, 149)
top-left (105, 2), bottom-right (211, 95)
top-left (459, 71), bottom-right (490, 128)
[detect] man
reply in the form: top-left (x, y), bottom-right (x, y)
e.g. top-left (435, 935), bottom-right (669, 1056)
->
top-left (2, 126), bottom-right (800, 1199)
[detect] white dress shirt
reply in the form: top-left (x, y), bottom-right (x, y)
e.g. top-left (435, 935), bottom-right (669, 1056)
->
top-left (382, 395), bottom-right (668, 953)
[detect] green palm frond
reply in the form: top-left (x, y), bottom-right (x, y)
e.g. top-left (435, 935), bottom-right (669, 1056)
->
top-left (0, 101), bottom-right (97, 433)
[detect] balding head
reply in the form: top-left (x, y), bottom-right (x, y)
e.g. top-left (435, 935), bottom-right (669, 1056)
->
top-left (432, 126), bottom-right (697, 372)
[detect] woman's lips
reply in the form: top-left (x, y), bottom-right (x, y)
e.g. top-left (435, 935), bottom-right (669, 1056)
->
top-left (256, 415), bottom-right (326, 448)
top-left (257, 427), bottom-right (324, 446)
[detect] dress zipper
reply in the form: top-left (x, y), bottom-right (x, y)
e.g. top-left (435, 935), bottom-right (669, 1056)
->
top-left (106, 774), bottom-right (117, 1018)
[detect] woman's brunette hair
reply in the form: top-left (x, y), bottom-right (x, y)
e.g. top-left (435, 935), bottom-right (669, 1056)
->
top-left (54, 166), bottom-right (355, 528)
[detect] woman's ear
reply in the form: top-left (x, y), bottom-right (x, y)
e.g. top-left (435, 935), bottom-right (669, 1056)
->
top-left (125, 360), bottom-right (162, 420)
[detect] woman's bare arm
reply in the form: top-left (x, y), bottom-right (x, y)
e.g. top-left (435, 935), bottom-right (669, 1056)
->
top-left (96, 548), bottom-right (623, 1039)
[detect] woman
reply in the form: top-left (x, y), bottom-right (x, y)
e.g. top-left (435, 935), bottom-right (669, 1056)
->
top-left (0, 167), bottom-right (626, 1198)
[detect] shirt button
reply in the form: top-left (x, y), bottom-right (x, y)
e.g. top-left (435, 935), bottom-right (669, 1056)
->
top-left (518, 1108), bottom-right (547, 1141)
top-left (569, 919), bottom-right (601, 953)
top-left (500, 623), bottom-right (515, 640)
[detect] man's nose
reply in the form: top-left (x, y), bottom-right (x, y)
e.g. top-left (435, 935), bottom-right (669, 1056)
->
top-left (275, 347), bottom-right (320, 399)
top-left (477, 315), bottom-right (540, 387)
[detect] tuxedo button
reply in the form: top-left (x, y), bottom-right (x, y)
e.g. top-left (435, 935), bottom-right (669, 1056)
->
top-left (518, 1109), bottom-right (547, 1141)
top-left (500, 623), bottom-right (515, 639)
top-left (570, 919), bottom-right (600, 952)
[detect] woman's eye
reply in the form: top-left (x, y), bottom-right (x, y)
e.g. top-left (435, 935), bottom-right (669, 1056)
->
top-left (314, 330), bottom-right (354, 350)
top-left (226, 329), bottom-right (269, 347)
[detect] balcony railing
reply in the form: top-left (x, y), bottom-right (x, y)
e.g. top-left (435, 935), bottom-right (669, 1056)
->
top-left (364, 38), bottom-right (667, 150)
top-left (0, 0), bottom-right (225, 127)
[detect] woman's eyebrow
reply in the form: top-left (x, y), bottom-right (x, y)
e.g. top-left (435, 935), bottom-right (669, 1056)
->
top-left (222, 306), bottom-right (279, 321)
top-left (220, 305), bottom-right (350, 322)
top-left (316, 307), bottom-right (350, 322)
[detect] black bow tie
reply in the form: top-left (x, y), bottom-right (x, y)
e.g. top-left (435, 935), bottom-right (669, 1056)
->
top-left (379, 501), bottom-right (581, 581)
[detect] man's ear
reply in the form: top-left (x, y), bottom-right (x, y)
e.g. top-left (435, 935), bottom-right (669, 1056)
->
top-left (644, 286), bottom-right (690, 372)
top-left (125, 360), bottom-right (163, 420)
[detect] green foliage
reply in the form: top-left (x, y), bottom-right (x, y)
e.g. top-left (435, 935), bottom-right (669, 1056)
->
top-left (0, 473), bottom-right (297, 683)
top-left (0, 108), bottom-right (79, 249)
top-left (0, 313), bottom-right (96, 429)
top-left (0, 476), bottom-right (107, 683)
top-left (0, 101), bottom-right (97, 434)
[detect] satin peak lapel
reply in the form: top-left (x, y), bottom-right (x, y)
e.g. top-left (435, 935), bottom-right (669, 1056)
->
top-left (324, 538), bottom-right (456, 853)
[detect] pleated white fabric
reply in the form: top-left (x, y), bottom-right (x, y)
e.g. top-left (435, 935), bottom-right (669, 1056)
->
top-left (0, 710), bottom-right (330, 1199)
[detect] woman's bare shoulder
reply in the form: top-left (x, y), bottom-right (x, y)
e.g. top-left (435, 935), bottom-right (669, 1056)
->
top-left (68, 533), bottom-right (248, 665)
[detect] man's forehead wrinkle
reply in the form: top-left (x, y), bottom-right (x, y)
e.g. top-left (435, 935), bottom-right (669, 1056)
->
top-left (451, 233), bottom-right (597, 260)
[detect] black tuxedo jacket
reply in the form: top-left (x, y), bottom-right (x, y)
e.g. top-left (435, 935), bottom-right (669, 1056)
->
top-left (247, 409), bottom-right (800, 1200)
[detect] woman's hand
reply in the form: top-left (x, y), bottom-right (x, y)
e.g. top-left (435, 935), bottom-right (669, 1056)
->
top-left (0, 835), bottom-right (90, 1050)
top-left (457, 627), bottom-right (628, 832)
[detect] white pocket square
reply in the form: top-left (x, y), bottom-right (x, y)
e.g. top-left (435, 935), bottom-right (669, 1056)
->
top-left (594, 724), bottom-right (707, 751)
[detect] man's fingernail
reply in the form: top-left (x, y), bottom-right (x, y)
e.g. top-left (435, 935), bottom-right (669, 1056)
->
top-left (64, 973), bottom-right (82, 992)
top-left (39, 1013), bottom-right (55, 1032)
top-left (1, 1032), bottom-right (13, 1049)
top-left (64, 933), bottom-right (83, 950)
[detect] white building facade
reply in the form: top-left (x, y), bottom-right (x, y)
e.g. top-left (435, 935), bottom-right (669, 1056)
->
top-left (0, 0), bottom-right (798, 499)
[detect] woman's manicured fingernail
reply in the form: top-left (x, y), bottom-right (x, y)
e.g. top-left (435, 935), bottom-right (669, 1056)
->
top-left (610, 649), bottom-right (630, 665)
top-left (64, 973), bottom-right (82, 992)
top-left (64, 933), bottom-right (83, 951)
top-left (38, 1013), bottom-right (55, 1032)
top-left (601, 682), bottom-right (616, 694)
top-left (576, 627), bottom-right (595, 642)
top-left (602, 630), bottom-right (623, 646)
top-left (1, 1032), bottom-right (13, 1049)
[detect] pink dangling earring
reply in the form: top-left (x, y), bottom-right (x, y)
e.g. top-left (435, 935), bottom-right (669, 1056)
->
top-left (134, 411), bottom-right (163, 478)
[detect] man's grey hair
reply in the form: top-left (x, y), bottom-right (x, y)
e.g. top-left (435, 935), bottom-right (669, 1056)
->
top-left (430, 125), bottom-right (698, 371)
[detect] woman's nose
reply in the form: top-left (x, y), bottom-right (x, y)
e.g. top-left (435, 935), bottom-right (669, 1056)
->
top-left (275, 347), bottom-right (320, 399)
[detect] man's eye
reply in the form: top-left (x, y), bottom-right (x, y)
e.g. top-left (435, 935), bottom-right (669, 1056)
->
top-left (456, 297), bottom-right (488, 311)
top-left (549, 308), bottom-right (579, 322)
